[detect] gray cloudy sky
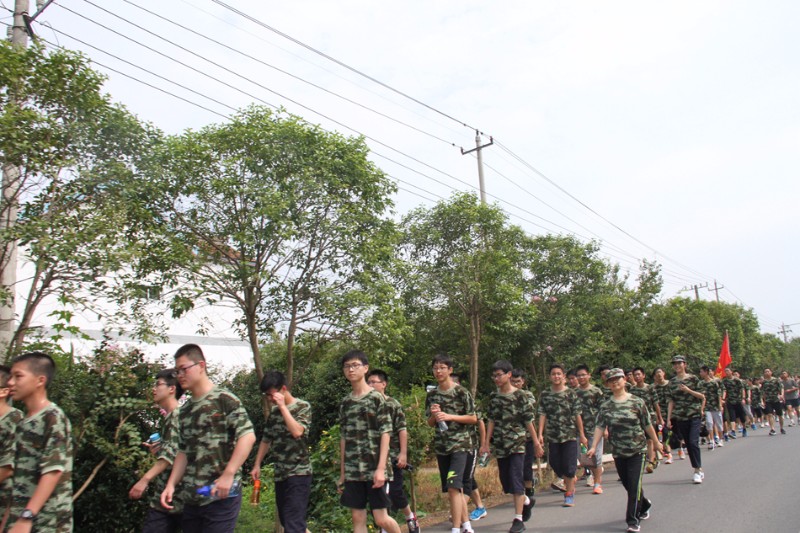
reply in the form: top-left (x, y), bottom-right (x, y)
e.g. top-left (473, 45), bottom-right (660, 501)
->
top-left (22, 0), bottom-right (800, 337)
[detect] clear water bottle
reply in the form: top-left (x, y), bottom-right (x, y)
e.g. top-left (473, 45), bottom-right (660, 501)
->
top-left (478, 452), bottom-right (490, 467)
top-left (437, 420), bottom-right (448, 432)
top-left (196, 480), bottom-right (241, 500)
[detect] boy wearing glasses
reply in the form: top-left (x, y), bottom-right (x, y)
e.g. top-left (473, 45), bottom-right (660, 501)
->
top-left (129, 368), bottom-right (183, 532)
top-left (5, 352), bottom-right (72, 533)
top-left (161, 344), bottom-right (255, 533)
top-left (480, 360), bottom-right (541, 533)
top-left (425, 354), bottom-right (477, 533)
top-left (338, 350), bottom-right (400, 533)
top-left (250, 370), bottom-right (312, 533)
top-left (0, 365), bottom-right (23, 531)
top-left (366, 369), bottom-right (419, 533)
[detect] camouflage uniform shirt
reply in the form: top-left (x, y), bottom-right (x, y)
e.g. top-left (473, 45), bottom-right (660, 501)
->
top-left (262, 398), bottom-right (312, 482)
top-left (668, 374), bottom-right (703, 420)
top-left (425, 384), bottom-right (476, 456)
top-left (722, 377), bottom-right (745, 404)
top-left (576, 385), bottom-right (604, 435)
top-left (383, 396), bottom-right (406, 460)
top-left (339, 389), bottom-right (391, 482)
top-left (629, 384), bottom-right (656, 419)
top-left (519, 389), bottom-right (537, 442)
top-left (652, 382), bottom-right (671, 420)
top-left (486, 389), bottom-right (535, 458)
top-left (750, 385), bottom-right (762, 407)
top-left (151, 407), bottom-right (182, 513)
top-left (699, 379), bottom-right (723, 411)
top-left (10, 403), bottom-right (73, 533)
top-left (596, 395), bottom-right (651, 458)
top-left (0, 407), bottom-right (23, 509)
top-left (539, 388), bottom-right (582, 444)
top-left (761, 377), bottom-right (783, 403)
top-left (178, 387), bottom-right (254, 507)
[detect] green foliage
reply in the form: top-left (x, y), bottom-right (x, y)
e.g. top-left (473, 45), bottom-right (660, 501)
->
top-left (234, 467), bottom-right (277, 532)
top-left (306, 425), bottom-right (352, 532)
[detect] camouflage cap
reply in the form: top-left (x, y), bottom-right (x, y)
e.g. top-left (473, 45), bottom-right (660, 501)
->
top-left (604, 368), bottom-right (625, 381)
top-left (671, 355), bottom-right (687, 364)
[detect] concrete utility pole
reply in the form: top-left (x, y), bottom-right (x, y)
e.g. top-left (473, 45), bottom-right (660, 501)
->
top-left (707, 279), bottom-right (724, 302)
top-left (461, 130), bottom-right (493, 204)
top-left (0, 0), bottom-right (30, 356)
top-left (679, 282), bottom-right (709, 301)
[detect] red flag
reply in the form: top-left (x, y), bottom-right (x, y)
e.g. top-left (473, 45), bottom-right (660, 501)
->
top-left (715, 332), bottom-right (732, 377)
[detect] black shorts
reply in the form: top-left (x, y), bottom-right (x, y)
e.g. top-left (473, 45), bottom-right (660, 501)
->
top-left (497, 453), bottom-right (525, 495)
top-left (726, 402), bottom-right (747, 424)
top-left (752, 405), bottom-right (764, 417)
top-left (437, 451), bottom-right (470, 492)
top-left (275, 475), bottom-right (312, 533)
top-left (523, 439), bottom-right (535, 482)
top-left (340, 481), bottom-right (390, 510)
top-left (142, 508), bottom-right (182, 533)
top-left (388, 464), bottom-right (408, 511)
top-left (548, 440), bottom-right (578, 479)
top-left (765, 401), bottom-right (784, 416)
top-left (787, 398), bottom-right (800, 408)
top-left (182, 494), bottom-right (241, 533)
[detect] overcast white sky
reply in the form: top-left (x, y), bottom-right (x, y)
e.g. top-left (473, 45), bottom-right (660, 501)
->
top-left (17, 0), bottom-right (800, 338)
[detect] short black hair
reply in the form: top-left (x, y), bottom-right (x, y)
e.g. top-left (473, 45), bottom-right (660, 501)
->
top-left (157, 368), bottom-right (183, 399)
top-left (567, 368), bottom-right (577, 377)
top-left (11, 352), bottom-right (56, 387)
top-left (651, 367), bottom-right (664, 378)
top-left (259, 370), bottom-right (287, 393)
top-left (0, 365), bottom-right (10, 388)
top-left (341, 349), bottom-right (368, 368)
top-left (633, 367), bottom-right (645, 375)
top-left (491, 360), bottom-right (513, 373)
top-left (366, 369), bottom-right (388, 383)
top-left (699, 365), bottom-right (711, 373)
top-left (511, 368), bottom-right (526, 380)
top-left (174, 344), bottom-right (205, 364)
top-left (431, 353), bottom-right (454, 368)
top-left (575, 364), bottom-right (590, 375)
top-left (549, 363), bottom-right (565, 373)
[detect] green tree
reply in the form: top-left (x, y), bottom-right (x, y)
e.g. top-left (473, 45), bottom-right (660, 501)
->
top-left (399, 192), bottom-right (530, 395)
top-left (0, 42), bottom-right (161, 360)
top-left (142, 106), bottom-right (397, 384)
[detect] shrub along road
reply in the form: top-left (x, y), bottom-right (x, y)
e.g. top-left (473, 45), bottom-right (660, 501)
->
top-left (431, 426), bottom-right (800, 532)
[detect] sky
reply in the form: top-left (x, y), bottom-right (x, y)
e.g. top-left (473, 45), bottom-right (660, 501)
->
top-left (11, 0), bottom-right (800, 339)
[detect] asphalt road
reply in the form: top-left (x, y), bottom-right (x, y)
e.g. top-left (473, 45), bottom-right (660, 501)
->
top-left (432, 425), bottom-right (800, 532)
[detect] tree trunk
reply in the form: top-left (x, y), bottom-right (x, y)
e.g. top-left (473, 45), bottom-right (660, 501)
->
top-left (468, 312), bottom-right (481, 397)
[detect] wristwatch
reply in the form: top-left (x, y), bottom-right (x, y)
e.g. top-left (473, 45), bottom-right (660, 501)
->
top-left (19, 508), bottom-right (35, 520)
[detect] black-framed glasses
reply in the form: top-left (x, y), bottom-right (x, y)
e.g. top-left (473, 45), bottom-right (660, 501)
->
top-left (343, 363), bottom-right (363, 371)
top-left (176, 362), bottom-right (201, 375)
top-left (491, 372), bottom-right (509, 380)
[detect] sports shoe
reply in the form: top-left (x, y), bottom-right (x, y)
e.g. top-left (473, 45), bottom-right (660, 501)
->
top-left (551, 479), bottom-right (566, 493)
top-left (751, 423), bottom-right (757, 430)
top-left (692, 472), bottom-right (703, 484)
top-left (522, 497), bottom-right (535, 522)
top-left (781, 428), bottom-right (787, 435)
top-left (638, 500), bottom-right (652, 520)
top-left (407, 517), bottom-right (420, 533)
top-left (742, 428), bottom-right (748, 437)
top-left (585, 474), bottom-right (594, 487)
top-left (769, 429), bottom-right (776, 436)
top-left (592, 483), bottom-right (603, 494)
top-left (678, 448), bottom-right (686, 460)
top-left (790, 422), bottom-right (795, 427)
top-left (508, 518), bottom-right (525, 533)
top-left (717, 439), bottom-right (724, 447)
top-left (664, 453), bottom-right (673, 464)
top-left (563, 492), bottom-right (575, 507)
top-left (707, 441), bottom-right (715, 450)
top-left (469, 507), bottom-right (487, 521)
top-left (728, 431), bottom-right (737, 439)
top-left (626, 525), bottom-right (641, 532)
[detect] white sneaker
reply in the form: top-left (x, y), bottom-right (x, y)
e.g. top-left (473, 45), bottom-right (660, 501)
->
top-left (586, 474), bottom-right (594, 487)
top-left (707, 442), bottom-right (714, 450)
top-left (692, 472), bottom-right (703, 484)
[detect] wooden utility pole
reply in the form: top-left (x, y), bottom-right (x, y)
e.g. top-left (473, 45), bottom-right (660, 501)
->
top-left (707, 279), bottom-right (724, 302)
top-left (461, 130), bottom-right (493, 204)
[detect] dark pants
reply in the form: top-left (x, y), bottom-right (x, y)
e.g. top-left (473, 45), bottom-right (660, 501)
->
top-left (181, 495), bottom-right (241, 533)
top-left (142, 508), bottom-right (182, 533)
top-left (275, 475), bottom-right (312, 533)
top-left (613, 453), bottom-right (650, 527)
top-left (673, 418), bottom-right (702, 468)
top-left (388, 465), bottom-right (409, 511)
top-left (726, 402), bottom-right (747, 425)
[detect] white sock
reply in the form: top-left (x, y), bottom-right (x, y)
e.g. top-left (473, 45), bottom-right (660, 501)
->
top-left (462, 520), bottom-right (472, 531)
top-left (515, 514), bottom-right (523, 521)
top-left (452, 528), bottom-right (461, 533)
top-left (406, 511), bottom-right (415, 520)
top-left (524, 495), bottom-right (531, 506)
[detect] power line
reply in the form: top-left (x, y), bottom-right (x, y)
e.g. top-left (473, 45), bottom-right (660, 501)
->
top-left (211, 0), bottom-right (478, 132)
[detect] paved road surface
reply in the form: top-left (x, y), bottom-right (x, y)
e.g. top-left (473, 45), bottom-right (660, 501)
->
top-left (432, 426), bottom-right (800, 532)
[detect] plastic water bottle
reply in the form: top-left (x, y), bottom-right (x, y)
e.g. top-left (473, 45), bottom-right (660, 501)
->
top-left (196, 480), bottom-right (241, 500)
top-left (478, 452), bottom-right (490, 467)
top-left (148, 433), bottom-right (161, 445)
top-left (250, 479), bottom-right (261, 505)
top-left (437, 420), bottom-right (448, 432)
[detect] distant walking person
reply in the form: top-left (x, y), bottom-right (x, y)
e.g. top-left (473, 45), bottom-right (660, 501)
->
top-left (129, 368), bottom-right (184, 532)
top-left (251, 371), bottom-right (313, 533)
top-left (761, 368), bottom-right (785, 435)
top-left (666, 355), bottom-right (705, 484)
top-left (588, 368), bottom-right (662, 533)
top-left (0, 365), bottom-right (23, 531)
top-left (161, 344), bottom-right (255, 533)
